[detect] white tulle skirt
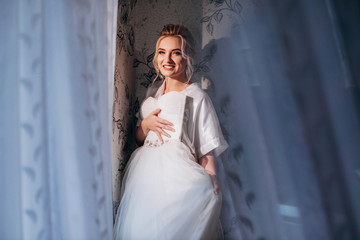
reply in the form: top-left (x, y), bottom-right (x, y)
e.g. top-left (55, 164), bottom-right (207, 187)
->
top-left (113, 141), bottom-right (222, 240)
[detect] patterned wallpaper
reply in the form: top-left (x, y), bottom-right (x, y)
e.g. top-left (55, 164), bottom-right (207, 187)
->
top-left (112, 0), bottom-right (138, 219)
top-left (112, 0), bottom-right (261, 239)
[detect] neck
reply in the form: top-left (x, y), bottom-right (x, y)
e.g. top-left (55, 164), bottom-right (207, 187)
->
top-left (163, 76), bottom-right (191, 94)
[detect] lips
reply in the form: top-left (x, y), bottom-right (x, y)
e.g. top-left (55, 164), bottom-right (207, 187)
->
top-left (163, 65), bottom-right (175, 70)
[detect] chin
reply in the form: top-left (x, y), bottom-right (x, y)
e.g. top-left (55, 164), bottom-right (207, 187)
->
top-left (160, 71), bottom-right (175, 78)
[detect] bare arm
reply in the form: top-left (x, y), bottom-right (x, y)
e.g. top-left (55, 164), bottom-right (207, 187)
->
top-left (135, 108), bottom-right (175, 146)
top-left (199, 152), bottom-right (220, 195)
top-left (135, 121), bottom-right (149, 146)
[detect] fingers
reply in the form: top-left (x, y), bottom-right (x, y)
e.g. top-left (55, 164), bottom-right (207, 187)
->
top-left (155, 116), bottom-right (175, 134)
top-left (157, 118), bottom-right (174, 127)
top-left (151, 108), bottom-right (162, 115)
top-left (214, 182), bottom-right (220, 195)
top-left (146, 109), bottom-right (175, 141)
top-left (150, 108), bottom-right (174, 127)
top-left (155, 132), bottom-right (164, 143)
top-left (209, 174), bottom-right (220, 195)
top-left (158, 128), bottom-right (171, 138)
top-left (154, 127), bottom-right (172, 142)
top-left (161, 119), bottom-right (174, 126)
top-left (159, 123), bottom-right (175, 132)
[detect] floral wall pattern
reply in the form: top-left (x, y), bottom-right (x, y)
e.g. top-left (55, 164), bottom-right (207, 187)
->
top-left (112, 0), bottom-right (138, 219)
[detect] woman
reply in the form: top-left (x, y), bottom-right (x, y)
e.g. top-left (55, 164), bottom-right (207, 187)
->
top-left (113, 24), bottom-right (228, 240)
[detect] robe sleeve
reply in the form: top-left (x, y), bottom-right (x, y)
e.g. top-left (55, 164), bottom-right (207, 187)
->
top-left (194, 93), bottom-right (228, 158)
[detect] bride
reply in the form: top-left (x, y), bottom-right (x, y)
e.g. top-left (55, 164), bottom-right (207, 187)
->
top-left (113, 24), bottom-right (228, 240)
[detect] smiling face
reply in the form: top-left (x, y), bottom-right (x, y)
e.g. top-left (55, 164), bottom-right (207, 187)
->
top-left (156, 36), bottom-right (187, 81)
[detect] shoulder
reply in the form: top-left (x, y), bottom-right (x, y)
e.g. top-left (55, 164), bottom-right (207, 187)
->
top-left (185, 82), bottom-right (210, 103)
top-left (145, 80), bottom-right (163, 98)
top-left (185, 83), bottom-right (216, 115)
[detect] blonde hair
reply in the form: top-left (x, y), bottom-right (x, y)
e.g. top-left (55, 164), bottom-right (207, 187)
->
top-left (152, 24), bottom-right (195, 83)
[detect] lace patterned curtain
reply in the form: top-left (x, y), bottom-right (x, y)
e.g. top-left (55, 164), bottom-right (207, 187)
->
top-left (0, 0), bottom-right (117, 239)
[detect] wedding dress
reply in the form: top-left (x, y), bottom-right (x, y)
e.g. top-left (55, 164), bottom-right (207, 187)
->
top-left (113, 82), bottom-right (228, 240)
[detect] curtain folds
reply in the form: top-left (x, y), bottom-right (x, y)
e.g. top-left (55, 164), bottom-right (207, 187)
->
top-left (209, 0), bottom-right (360, 239)
top-left (0, 0), bottom-right (117, 239)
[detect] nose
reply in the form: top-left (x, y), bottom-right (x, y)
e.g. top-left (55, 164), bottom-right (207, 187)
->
top-left (165, 53), bottom-right (174, 63)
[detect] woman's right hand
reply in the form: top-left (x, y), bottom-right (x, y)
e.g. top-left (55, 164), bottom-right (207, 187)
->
top-left (141, 108), bottom-right (175, 143)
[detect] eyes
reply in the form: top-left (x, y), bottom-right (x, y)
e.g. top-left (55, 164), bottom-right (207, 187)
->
top-left (158, 50), bottom-right (182, 56)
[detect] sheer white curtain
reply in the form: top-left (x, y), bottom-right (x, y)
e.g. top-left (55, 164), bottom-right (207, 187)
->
top-left (207, 0), bottom-right (360, 239)
top-left (0, 0), bottom-right (117, 239)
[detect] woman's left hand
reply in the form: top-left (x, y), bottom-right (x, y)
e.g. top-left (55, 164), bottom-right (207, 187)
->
top-left (199, 152), bottom-right (220, 195)
top-left (207, 172), bottom-right (220, 195)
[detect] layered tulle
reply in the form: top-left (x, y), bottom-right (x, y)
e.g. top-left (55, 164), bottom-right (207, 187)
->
top-left (113, 141), bottom-right (222, 240)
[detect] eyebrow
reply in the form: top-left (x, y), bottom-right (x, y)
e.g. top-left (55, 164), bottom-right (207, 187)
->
top-left (158, 48), bottom-right (182, 51)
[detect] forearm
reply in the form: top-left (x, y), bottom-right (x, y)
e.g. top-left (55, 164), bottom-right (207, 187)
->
top-left (199, 152), bottom-right (220, 194)
top-left (135, 121), bottom-right (149, 146)
top-left (199, 152), bottom-right (217, 175)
